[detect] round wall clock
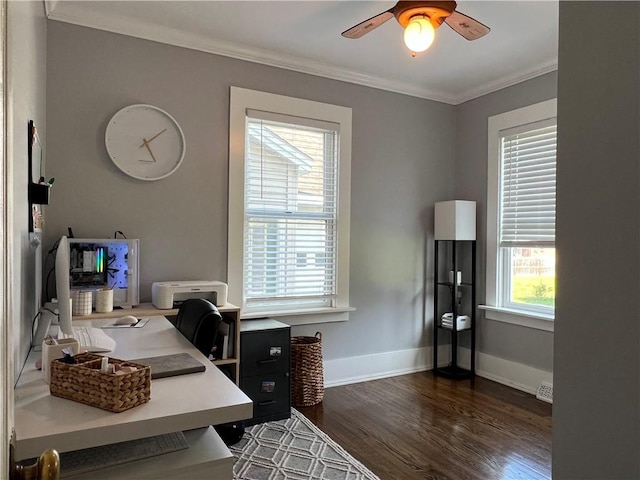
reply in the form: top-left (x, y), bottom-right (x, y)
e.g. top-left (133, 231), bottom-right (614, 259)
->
top-left (105, 104), bottom-right (186, 181)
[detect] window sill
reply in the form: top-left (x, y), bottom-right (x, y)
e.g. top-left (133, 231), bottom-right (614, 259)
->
top-left (242, 306), bottom-right (355, 326)
top-left (479, 305), bottom-right (554, 332)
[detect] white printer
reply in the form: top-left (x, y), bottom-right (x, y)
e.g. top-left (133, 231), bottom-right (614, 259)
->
top-left (152, 281), bottom-right (228, 309)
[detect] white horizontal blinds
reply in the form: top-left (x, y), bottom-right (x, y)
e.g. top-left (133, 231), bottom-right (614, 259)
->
top-left (500, 118), bottom-right (557, 247)
top-left (244, 110), bottom-right (339, 311)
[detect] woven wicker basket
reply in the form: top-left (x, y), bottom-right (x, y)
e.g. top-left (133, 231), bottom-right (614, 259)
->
top-left (291, 332), bottom-right (324, 407)
top-left (49, 352), bottom-right (151, 413)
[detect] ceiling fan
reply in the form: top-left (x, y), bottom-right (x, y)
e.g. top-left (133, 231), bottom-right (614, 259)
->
top-left (341, 1), bottom-right (490, 56)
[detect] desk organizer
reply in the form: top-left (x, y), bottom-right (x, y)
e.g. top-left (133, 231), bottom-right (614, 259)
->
top-left (42, 337), bottom-right (79, 385)
top-left (49, 353), bottom-right (151, 412)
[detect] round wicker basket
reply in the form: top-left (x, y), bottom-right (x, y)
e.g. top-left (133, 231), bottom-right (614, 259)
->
top-left (291, 332), bottom-right (324, 407)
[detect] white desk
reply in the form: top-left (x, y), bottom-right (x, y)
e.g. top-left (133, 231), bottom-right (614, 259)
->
top-left (14, 316), bottom-right (253, 477)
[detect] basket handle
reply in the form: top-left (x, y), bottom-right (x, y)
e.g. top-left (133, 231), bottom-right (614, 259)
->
top-left (315, 332), bottom-right (322, 341)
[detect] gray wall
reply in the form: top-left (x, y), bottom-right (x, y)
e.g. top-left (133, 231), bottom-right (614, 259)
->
top-left (553, 2), bottom-right (640, 478)
top-left (8, 0), bottom-right (47, 378)
top-left (454, 72), bottom-right (557, 372)
top-left (44, 21), bottom-right (455, 361)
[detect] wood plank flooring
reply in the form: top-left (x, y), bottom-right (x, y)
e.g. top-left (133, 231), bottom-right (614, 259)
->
top-left (297, 372), bottom-right (552, 480)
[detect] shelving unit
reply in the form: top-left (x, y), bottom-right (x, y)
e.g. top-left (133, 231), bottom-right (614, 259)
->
top-left (213, 304), bottom-right (242, 385)
top-left (433, 239), bottom-right (476, 379)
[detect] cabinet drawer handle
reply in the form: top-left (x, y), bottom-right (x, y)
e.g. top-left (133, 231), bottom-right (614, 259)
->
top-left (257, 400), bottom-right (276, 406)
top-left (258, 359), bottom-right (277, 364)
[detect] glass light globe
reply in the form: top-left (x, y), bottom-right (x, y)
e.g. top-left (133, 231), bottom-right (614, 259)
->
top-left (403, 16), bottom-right (435, 53)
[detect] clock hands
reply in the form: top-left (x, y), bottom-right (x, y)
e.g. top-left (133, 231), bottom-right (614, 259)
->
top-left (140, 140), bottom-right (157, 163)
top-left (138, 128), bottom-right (167, 163)
top-left (142, 128), bottom-right (167, 146)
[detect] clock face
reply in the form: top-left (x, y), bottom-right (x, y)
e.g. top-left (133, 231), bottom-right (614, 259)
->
top-left (105, 104), bottom-right (186, 181)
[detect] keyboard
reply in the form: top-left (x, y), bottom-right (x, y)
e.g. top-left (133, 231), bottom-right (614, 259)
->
top-left (59, 431), bottom-right (189, 478)
top-left (60, 326), bottom-right (116, 353)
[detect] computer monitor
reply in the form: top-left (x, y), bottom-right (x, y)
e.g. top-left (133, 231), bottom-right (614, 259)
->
top-left (53, 235), bottom-right (117, 352)
top-left (55, 235), bottom-right (73, 336)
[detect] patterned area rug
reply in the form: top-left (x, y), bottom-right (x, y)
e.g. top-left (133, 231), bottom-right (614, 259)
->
top-left (231, 409), bottom-right (380, 480)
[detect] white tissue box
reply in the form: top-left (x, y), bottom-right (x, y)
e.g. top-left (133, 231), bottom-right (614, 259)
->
top-left (441, 313), bottom-right (471, 331)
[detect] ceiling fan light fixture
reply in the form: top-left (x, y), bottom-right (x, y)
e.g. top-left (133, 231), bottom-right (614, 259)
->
top-left (403, 15), bottom-right (435, 53)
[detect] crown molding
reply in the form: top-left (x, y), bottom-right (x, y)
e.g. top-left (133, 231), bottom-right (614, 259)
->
top-left (453, 61), bottom-right (558, 105)
top-left (44, 0), bottom-right (58, 18)
top-left (46, 7), bottom-right (555, 106)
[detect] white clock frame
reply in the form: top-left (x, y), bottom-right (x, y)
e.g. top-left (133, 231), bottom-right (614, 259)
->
top-left (105, 104), bottom-right (186, 181)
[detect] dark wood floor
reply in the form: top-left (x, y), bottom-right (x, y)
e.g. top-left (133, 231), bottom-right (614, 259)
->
top-left (297, 372), bottom-right (552, 480)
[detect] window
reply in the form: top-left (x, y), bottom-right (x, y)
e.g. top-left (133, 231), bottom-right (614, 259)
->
top-left (484, 99), bottom-right (557, 331)
top-left (228, 87), bottom-right (352, 323)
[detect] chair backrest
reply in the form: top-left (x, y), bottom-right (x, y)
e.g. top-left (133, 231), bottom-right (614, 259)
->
top-left (174, 299), bottom-right (222, 357)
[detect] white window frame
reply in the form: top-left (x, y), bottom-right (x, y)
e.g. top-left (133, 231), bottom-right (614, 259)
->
top-left (228, 87), bottom-right (353, 325)
top-left (481, 98), bottom-right (557, 332)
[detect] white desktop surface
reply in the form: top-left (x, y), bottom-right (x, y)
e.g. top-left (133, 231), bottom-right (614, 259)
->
top-left (14, 316), bottom-right (252, 460)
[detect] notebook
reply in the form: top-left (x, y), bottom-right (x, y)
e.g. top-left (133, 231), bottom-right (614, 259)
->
top-left (132, 352), bottom-right (206, 379)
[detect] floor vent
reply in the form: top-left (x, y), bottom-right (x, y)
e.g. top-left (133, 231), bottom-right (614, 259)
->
top-left (536, 381), bottom-right (553, 403)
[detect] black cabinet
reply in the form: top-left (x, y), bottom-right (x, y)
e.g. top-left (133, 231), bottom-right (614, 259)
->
top-left (240, 319), bottom-right (291, 426)
top-left (433, 240), bottom-right (476, 378)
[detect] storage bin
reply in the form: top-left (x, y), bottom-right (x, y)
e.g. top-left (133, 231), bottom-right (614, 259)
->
top-left (291, 332), bottom-right (324, 406)
top-left (49, 352), bottom-right (151, 412)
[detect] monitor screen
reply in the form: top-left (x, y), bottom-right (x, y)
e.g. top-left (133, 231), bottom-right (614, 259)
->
top-left (55, 235), bottom-right (73, 335)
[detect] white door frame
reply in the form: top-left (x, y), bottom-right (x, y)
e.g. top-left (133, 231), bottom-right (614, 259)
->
top-left (1, 0), bottom-right (12, 476)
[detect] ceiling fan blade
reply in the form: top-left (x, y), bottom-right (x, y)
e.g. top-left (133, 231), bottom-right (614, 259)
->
top-left (444, 10), bottom-right (490, 41)
top-left (341, 10), bottom-right (394, 39)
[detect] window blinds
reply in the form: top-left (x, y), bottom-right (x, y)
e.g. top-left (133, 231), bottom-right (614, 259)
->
top-left (500, 119), bottom-right (557, 247)
top-left (244, 112), bottom-right (339, 311)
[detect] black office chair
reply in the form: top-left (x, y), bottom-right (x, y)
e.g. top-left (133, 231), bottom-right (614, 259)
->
top-left (173, 299), bottom-right (222, 357)
top-left (173, 299), bottom-right (245, 445)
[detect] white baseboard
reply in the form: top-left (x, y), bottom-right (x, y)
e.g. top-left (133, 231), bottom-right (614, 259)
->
top-left (324, 347), bottom-right (431, 387)
top-left (474, 351), bottom-right (553, 395)
top-left (323, 346), bottom-right (552, 396)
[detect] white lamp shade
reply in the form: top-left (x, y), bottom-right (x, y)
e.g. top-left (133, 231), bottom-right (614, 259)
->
top-left (403, 16), bottom-right (435, 52)
top-left (434, 200), bottom-right (476, 240)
